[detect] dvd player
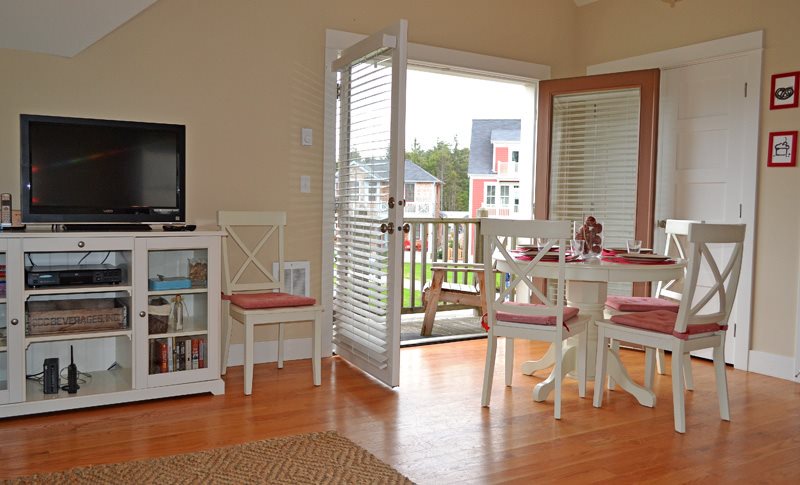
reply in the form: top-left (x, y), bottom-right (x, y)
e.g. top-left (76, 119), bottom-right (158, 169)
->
top-left (26, 264), bottom-right (124, 287)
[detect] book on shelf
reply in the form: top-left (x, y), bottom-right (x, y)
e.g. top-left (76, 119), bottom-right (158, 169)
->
top-left (183, 339), bottom-right (191, 370)
top-left (167, 338), bottom-right (173, 372)
top-left (150, 336), bottom-right (207, 373)
top-left (159, 340), bottom-right (168, 373)
top-left (192, 338), bottom-right (200, 369)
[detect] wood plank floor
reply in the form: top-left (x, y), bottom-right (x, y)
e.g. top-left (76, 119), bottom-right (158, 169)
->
top-left (1, 339), bottom-right (799, 483)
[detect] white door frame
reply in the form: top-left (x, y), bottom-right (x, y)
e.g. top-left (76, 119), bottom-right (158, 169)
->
top-left (588, 31), bottom-right (763, 371)
top-left (322, 30), bottom-right (550, 358)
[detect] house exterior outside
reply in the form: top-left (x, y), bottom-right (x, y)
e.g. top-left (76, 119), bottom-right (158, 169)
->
top-left (403, 159), bottom-right (442, 218)
top-left (467, 119), bottom-right (521, 218)
top-left (343, 159), bottom-right (440, 218)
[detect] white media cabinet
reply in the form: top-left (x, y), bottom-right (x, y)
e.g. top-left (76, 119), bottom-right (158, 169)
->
top-left (0, 229), bottom-right (224, 418)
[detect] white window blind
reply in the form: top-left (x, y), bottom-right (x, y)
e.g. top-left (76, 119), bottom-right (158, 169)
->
top-left (333, 48), bottom-right (393, 370)
top-left (549, 88), bottom-right (641, 296)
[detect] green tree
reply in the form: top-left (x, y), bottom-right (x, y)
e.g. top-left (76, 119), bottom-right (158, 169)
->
top-left (407, 138), bottom-right (469, 212)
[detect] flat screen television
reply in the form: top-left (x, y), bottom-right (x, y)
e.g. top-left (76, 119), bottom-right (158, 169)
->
top-left (20, 114), bottom-right (186, 225)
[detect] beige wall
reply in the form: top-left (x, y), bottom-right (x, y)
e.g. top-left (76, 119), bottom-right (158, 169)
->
top-left (2, 0), bottom-right (797, 361)
top-left (574, 0), bottom-right (800, 358)
top-left (0, 0), bottom-right (578, 344)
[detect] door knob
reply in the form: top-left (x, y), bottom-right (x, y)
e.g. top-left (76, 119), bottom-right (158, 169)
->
top-left (10, 318), bottom-right (19, 326)
top-left (402, 223), bottom-right (411, 233)
top-left (139, 311), bottom-right (147, 318)
top-left (657, 220), bottom-right (667, 228)
top-left (380, 222), bottom-right (395, 234)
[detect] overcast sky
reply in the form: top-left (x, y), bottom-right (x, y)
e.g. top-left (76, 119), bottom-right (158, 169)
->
top-left (405, 68), bottom-right (531, 150)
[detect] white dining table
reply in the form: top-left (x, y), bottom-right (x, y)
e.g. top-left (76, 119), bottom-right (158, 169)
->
top-left (494, 255), bottom-right (685, 407)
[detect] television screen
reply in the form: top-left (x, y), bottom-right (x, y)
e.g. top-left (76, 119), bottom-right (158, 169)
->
top-left (20, 115), bottom-right (185, 224)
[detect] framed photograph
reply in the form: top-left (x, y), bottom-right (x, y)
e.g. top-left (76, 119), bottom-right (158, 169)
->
top-left (770, 71), bottom-right (799, 110)
top-left (767, 131), bottom-right (797, 167)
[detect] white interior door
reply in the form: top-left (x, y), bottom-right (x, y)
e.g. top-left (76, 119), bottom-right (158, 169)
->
top-left (330, 20), bottom-right (407, 387)
top-left (655, 55), bottom-right (755, 364)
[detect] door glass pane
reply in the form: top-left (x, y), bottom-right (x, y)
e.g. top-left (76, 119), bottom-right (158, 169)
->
top-left (549, 88), bottom-right (640, 295)
top-left (333, 49), bottom-right (394, 369)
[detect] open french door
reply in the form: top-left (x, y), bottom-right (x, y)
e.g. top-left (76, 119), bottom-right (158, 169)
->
top-left (330, 20), bottom-right (407, 387)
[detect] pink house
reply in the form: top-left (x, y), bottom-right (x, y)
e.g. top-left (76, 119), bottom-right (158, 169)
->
top-left (467, 119), bottom-right (521, 218)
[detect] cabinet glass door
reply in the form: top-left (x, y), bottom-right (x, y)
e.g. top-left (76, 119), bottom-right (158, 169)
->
top-left (135, 237), bottom-right (220, 388)
top-left (0, 238), bottom-right (23, 404)
top-left (0, 246), bottom-right (8, 401)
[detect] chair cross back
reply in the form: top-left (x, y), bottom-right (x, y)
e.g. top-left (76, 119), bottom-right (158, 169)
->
top-left (489, 235), bottom-right (566, 315)
top-left (219, 211), bottom-right (286, 295)
top-left (655, 219), bottom-right (703, 301)
top-left (675, 223), bottom-right (745, 334)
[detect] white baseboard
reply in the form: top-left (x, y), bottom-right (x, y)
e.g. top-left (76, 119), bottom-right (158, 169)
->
top-left (748, 350), bottom-right (798, 382)
top-left (225, 337), bottom-right (313, 367)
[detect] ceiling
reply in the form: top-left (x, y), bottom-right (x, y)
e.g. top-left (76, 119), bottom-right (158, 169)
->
top-left (0, 0), bottom-right (156, 58)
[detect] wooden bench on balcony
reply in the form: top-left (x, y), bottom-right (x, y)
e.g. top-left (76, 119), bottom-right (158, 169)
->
top-left (421, 262), bottom-right (488, 336)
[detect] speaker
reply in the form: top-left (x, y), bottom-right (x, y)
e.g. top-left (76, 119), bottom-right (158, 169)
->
top-left (43, 358), bottom-right (60, 394)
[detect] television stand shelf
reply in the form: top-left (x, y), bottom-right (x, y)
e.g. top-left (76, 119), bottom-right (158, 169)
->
top-left (0, 230), bottom-right (224, 418)
top-left (59, 224), bottom-right (154, 232)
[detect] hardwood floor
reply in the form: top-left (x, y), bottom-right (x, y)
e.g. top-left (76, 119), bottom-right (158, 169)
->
top-left (1, 339), bottom-right (799, 483)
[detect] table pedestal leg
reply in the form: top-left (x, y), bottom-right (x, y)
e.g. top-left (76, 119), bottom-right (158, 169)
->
top-left (607, 348), bottom-right (656, 407)
top-left (521, 343), bottom-right (556, 375)
top-left (532, 344), bottom-right (575, 402)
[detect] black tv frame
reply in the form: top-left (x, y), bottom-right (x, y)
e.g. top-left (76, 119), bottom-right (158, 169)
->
top-left (20, 114), bottom-right (186, 225)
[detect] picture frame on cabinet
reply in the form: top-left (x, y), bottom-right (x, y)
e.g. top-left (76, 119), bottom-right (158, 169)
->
top-left (770, 71), bottom-right (799, 110)
top-left (767, 131), bottom-right (797, 167)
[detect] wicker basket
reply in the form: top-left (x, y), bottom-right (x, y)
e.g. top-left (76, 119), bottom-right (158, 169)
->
top-left (148, 297), bottom-right (171, 334)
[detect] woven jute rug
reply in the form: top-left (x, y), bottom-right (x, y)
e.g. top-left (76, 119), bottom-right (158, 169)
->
top-left (7, 431), bottom-right (414, 484)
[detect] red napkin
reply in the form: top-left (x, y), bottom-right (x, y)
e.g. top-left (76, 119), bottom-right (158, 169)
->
top-left (601, 256), bottom-right (676, 265)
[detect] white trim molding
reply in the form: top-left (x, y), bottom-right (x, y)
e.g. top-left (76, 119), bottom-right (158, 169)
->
top-left (587, 31), bottom-right (763, 75)
top-left (748, 350), bottom-right (797, 382)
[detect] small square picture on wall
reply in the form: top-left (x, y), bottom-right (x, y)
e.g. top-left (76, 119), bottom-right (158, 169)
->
top-left (767, 131), bottom-right (797, 167)
top-left (769, 71), bottom-right (799, 110)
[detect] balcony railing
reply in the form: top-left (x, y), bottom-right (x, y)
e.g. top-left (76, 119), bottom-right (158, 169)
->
top-left (401, 217), bottom-right (484, 314)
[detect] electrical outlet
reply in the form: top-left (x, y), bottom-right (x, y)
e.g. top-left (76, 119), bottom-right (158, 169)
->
top-left (301, 128), bottom-right (312, 146)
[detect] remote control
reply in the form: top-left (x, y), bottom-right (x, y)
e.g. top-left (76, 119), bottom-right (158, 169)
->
top-left (162, 224), bottom-right (196, 231)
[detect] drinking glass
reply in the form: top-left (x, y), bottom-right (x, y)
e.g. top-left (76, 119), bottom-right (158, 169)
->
top-left (626, 239), bottom-right (642, 254)
top-left (570, 239), bottom-right (585, 259)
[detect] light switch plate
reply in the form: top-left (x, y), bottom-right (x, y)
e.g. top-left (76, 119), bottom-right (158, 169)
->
top-left (300, 175), bottom-right (311, 193)
top-left (301, 128), bottom-right (312, 146)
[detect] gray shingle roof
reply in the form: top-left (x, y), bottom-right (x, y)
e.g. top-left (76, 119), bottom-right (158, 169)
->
top-left (468, 119), bottom-right (520, 175)
top-left (405, 159), bottom-right (441, 183)
top-left (490, 129), bottom-right (520, 143)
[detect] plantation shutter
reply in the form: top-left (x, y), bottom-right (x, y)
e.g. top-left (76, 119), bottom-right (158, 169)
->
top-left (549, 89), bottom-right (640, 295)
top-left (331, 21), bottom-right (407, 387)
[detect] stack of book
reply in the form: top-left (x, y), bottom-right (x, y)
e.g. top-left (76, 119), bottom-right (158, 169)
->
top-left (0, 263), bottom-right (6, 298)
top-left (149, 336), bottom-right (207, 374)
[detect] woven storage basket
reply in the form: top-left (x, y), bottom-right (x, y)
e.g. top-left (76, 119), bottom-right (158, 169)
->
top-left (148, 297), bottom-right (171, 334)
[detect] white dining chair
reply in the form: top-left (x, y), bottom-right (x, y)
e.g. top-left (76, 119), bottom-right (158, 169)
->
top-left (593, 223), bottom-right (745, 433)
top-left (604, 219), bottom-right (703, 390)
top-left (219, 211), bottom-right (323, 395)
top-left (481, 219), bottom-right (590, 419)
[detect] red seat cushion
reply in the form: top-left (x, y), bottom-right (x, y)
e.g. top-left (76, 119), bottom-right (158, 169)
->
top-left (496, 302), bottom-right (579, 326)
top-left (609, 310), bottom-right (724, 340)
top-left (605, 296), bottom-right (679, 313)
top-left (226, 292), bottom-right (316, 310)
